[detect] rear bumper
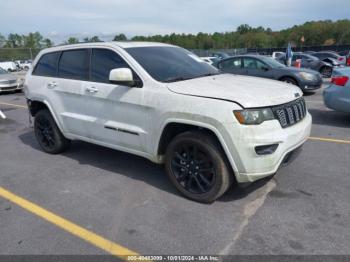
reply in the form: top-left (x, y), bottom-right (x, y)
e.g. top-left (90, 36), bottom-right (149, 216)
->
top-left (323, 85), bottom-right (350, 113)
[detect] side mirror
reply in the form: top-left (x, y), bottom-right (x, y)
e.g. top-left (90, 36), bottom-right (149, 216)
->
top-left (109, 68), bottom-right (135, 87)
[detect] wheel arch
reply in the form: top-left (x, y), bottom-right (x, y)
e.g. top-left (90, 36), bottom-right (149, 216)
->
top-left (28, 99), bottom-right (65, 134)
top-left (278, 75), bottom-right (299, 86)
top-left (156, 120), bottom-right (239, 174)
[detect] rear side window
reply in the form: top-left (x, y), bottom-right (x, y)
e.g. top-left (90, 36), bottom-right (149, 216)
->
top-left (91, 49), bottom-right (130, 83)
top-left (58, 49), bottom-right (89, 80)
top-left (33, 52), bottom-right (60, 77)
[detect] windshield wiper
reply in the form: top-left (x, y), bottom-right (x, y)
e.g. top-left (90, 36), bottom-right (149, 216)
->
top-left (164, 72), bottom-right (220, 83)
top-left (197, 72), bottom-right (220, 78)
top-left (164, 76), bottom-right (195, 83)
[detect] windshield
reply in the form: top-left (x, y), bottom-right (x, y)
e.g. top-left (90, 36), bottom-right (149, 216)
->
top-left (260, 56), bottom-right (286, 68)
top-left (0, 67), bottom-right (7, 74)
top-left (126, 46), bottom-right (219, 82)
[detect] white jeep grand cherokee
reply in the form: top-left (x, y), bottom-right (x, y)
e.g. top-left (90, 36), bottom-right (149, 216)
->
top-left (24, 42), bottom-right (312, 202)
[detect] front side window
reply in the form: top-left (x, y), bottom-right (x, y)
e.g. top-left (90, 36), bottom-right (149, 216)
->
top-left (91, 49), bottom-right (130, 83)
top-left (58, 49), bottom-right (89, 80)
top-left (33, 52), bottom-right (60, 77)
top-left (126, 46), bottom-right (218, 83)
top-left (243, 58), bottom-right (266, 70)
top-left (220, 58), bottom-right (242, 70)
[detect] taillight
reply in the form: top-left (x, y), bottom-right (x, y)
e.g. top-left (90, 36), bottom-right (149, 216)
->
top-left (331, 76), bottom-right (349, 86)
top-left (338, 57), bottom-right (345, 61)
top-left (347, 57), bottom-right (350, 66)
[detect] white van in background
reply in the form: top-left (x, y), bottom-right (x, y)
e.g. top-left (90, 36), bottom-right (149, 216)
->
top-left (15, 60), bottom-right (32, 70)
top-left (0, 61), bottom-right (17, 72)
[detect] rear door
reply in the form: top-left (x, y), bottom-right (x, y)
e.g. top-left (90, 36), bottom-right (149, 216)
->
top-left (82, 48), bottom-right (147, 153)
top-left (31, 50), bottom-right (89, 137)
top-left (54, 49), bottom-right (90, 137)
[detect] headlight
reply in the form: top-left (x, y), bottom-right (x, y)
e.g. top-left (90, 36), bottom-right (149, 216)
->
top-left (298, 72), bottom-right (316, 81)
top-left (234, 108), bottom-right (275, 125)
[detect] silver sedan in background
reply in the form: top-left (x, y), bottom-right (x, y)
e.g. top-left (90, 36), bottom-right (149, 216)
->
top-left (0, 67), bottom-right (23, 93)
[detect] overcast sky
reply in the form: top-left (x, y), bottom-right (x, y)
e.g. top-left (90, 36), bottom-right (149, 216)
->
top-left (0, 0), bottom-right (349, 43)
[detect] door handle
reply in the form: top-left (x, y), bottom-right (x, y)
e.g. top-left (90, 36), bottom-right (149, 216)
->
top-left (85, 87), bottom-right (99, 93)
top-left (47, 82), bottom-right (57, 88)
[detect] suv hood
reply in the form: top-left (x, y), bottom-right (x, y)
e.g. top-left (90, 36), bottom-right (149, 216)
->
top-left (0, 73), bottom-right (17, 81)
top-left (167, 74), bottom-right (303, 108)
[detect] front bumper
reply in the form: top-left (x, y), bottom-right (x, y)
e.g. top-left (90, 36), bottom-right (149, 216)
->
top-left (221, 113), bottom-right (312, 183)
top-left (299, 78), bottom-right (323, 91)
top-left (0, 83), bottom-right (23, 92)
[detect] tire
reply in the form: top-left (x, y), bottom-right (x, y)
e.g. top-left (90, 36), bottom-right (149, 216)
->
top-left (320, 66), bottom-right (332, 78)
top-left (165, 131), bottom-right (233, 203)
top-left (281, 77), bottom-right (298, 86)
top-left (34, 109), bottom-right (70, 154)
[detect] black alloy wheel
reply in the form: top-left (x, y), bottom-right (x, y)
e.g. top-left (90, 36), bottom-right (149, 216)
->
top-left (165, 131), bottom-right (233, 203)
top-left (36, 116), bottom-right (56, 151)
top-left (34, 109), bottom-right (70, 154)
top-left (170, 143), bottom-right (216, 194)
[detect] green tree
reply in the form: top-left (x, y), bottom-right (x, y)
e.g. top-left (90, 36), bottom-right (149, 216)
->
top-left (42, 38), bottom-right (53, 48)
top-left (23, 32), bottom-right (43, 49)
top-left (5, 33), bottom-right (23, 48)
top-left (237, 24), bottom-right (252, 35)
top-left (113, 34), bottom-right (127, 41)
top-left (0, 34), bottom-right (6, 47)
top-left (83, 36), bottom-right (102, 42)
top-left (66, 37), bottom-right (79, 44)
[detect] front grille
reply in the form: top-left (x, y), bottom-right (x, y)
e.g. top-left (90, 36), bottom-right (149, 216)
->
top-left (0, 79), bottom-right (17, 85)
top-left (272, 98), bottom-right (307, 128)
top-left (0, 86), bottom-right (17, 91)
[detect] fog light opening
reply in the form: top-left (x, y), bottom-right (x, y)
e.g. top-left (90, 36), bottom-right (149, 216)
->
top-left (255, 144), bottom-right (279, 155)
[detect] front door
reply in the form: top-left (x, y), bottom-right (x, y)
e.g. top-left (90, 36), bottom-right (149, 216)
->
top-left (218, 58), bottom-right (243, 75)
top-left (242, 57), bottom-right (274, 79)
top-left (82, 48), bottom-right (148, 154)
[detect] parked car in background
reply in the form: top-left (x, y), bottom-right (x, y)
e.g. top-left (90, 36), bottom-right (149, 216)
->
top-left (0, 67), bottom-right (23, 93)
top-left (214, 55), bottom-right (322, 92)
top-left (15, 60), bottom-right (32, 70)
top-left (277, 52), bottom-right (334, 78)
top-left (292, 53), bottom-right (335, 77)
top-left (304, 51), bottom-right (316, 55)
top-left (312, 51), bottom-right (346, 66)
top-left (211, 52), bottom-right (230, 60)
top-left (25, 42), bottom-right (312, 202)
top-left (338, 50), bottom-right (350, 66)
top-left (0, 61), bottom-right (17, 72)
top-left (272, 51), bottom-right (285, 59)
top-left (323, 67), bottom-right (350, 113)
top-left (200, 56), bottom-right (220, 65)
